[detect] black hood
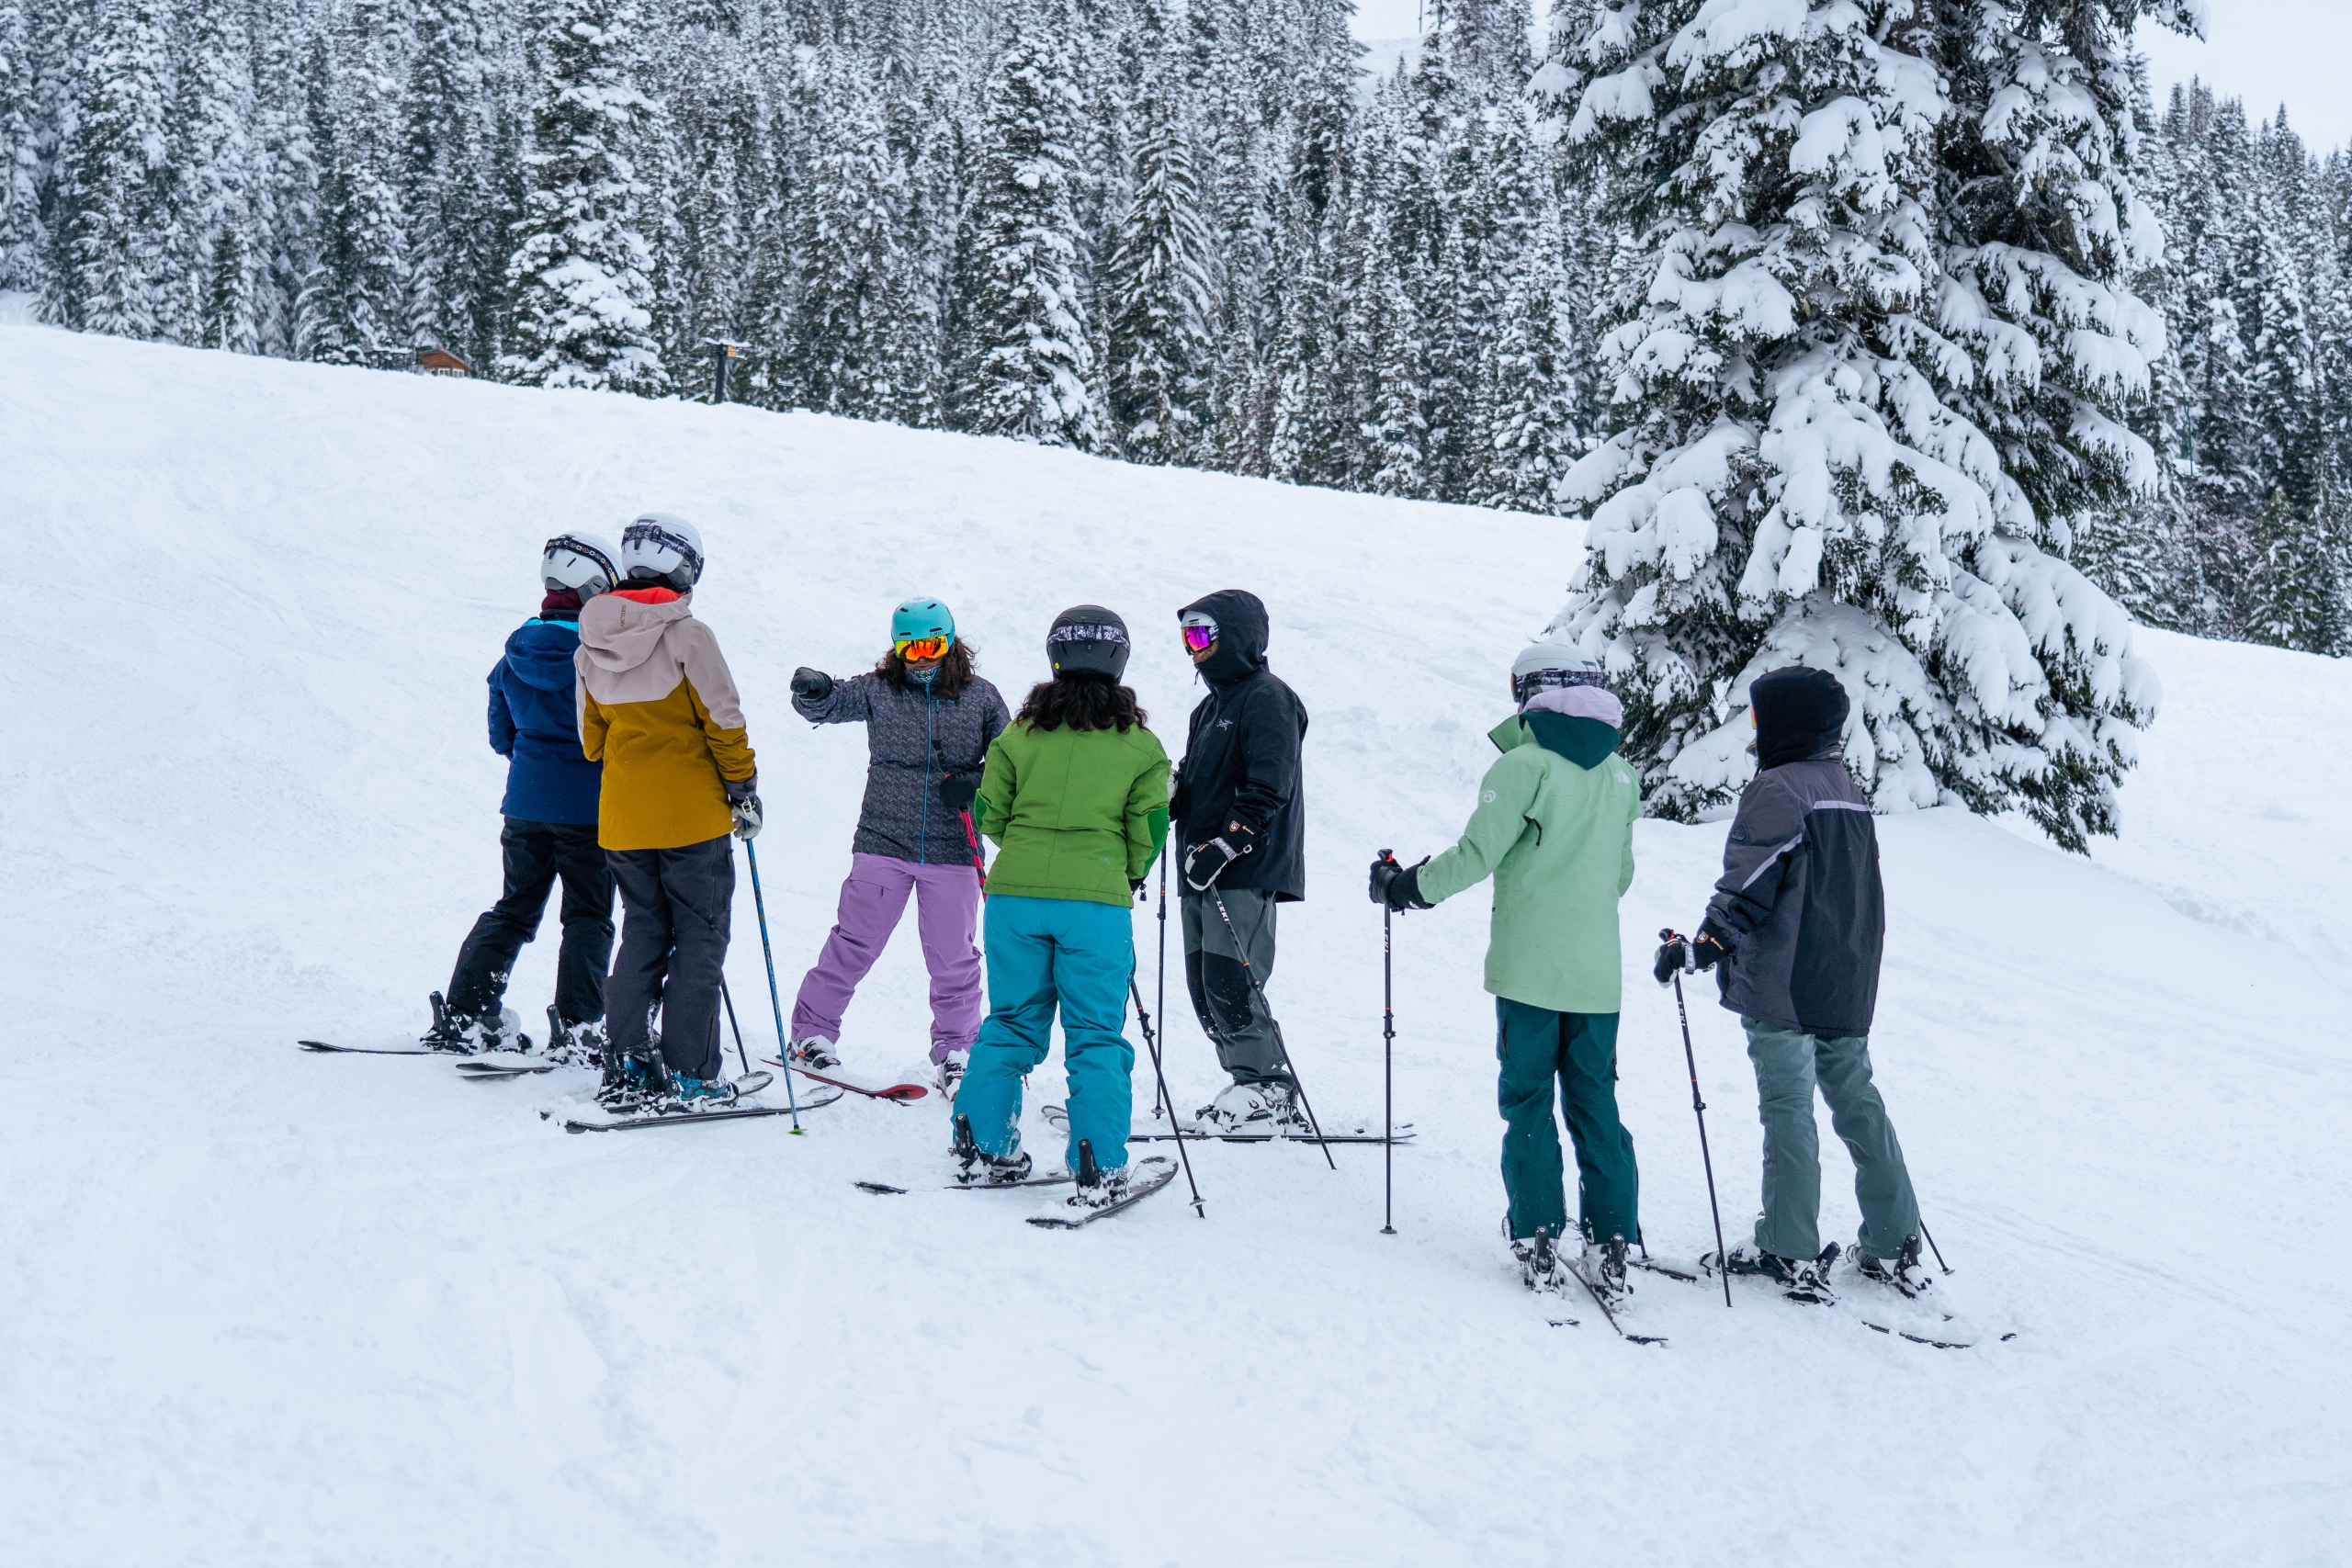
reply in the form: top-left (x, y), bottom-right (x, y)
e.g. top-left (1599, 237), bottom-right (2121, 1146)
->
top-left (1750, 665), bottom-right (1849, 770)
top-left (1181, 588), bottom-right (1270, 687)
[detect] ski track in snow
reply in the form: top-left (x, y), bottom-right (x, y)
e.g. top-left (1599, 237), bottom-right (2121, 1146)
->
top-left (2, 324), bottom-right (2346, 1565)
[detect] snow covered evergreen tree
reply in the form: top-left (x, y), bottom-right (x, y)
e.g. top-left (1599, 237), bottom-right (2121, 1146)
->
top-left (1548, 0), bottom-right (2167, 850)
top-left (62, 0), bottom-right (171, 339)
top-left (1480, 208), bottom-right (1577, 513)
top-left (300, 0), bottom-right (409, 364)
top-left (2243, 479), bottom-right (2349, 655)
top-left (0, 0), bottom-right (49, 305)
top-left (952, 9), bottom-right (1102, 449)
top-left (501, 0), bottom-right (668, 394)
top-left (175, 0), bottom-right (257, 352)
top-left (401, 0), bottom-right (491, 362)
top-left (785, 45), bottom-right (912, 417)
top-left (1102, 65), bottom-right (1216, 464)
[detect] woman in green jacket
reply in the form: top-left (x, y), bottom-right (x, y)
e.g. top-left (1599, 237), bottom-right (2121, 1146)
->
top-left (956, 606), bottom-right (1170, 1203)
top-left (1372, 640), bottom-right (1644, 1305)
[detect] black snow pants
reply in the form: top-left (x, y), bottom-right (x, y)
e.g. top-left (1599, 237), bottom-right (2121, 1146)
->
top-left (447, 818), bottom-right (615, 1026)
top-left (606, 835), bottom-right (735, 1082)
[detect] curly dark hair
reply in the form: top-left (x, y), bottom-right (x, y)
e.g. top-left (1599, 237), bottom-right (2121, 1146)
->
top-left (1015, 670), bottom-right (1148, 733)
top-left (874, 637), bottom-right (978, 698)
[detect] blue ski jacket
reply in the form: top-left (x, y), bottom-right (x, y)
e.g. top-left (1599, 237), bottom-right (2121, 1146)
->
top-left (489, 617), bottom-right (602, 825)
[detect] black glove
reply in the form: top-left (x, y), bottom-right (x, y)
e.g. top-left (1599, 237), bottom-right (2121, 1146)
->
top-left (726, 776), bottom-right (762, 840)
top-left (1371, 855), bottom-right (1431, 913)
top-left (791, 667), bottom-right (832, 702)
top-left (940, 769), bottom-right (982, 811)
top-left (1653, 933), bottom-right (1691, 986)
top-left (1132, 879), bottom-right (1148, 901)
top-left (1182, 821), bottom-right (1256, 891)
top-left (1692, 917), bottom-right (1736, 973)
top-left (1368, 852), bottom-right (1404, 907)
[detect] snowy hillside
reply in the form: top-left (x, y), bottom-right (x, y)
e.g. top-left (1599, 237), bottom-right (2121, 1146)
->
top-left (3, 324), bottom-right (2347, 1566)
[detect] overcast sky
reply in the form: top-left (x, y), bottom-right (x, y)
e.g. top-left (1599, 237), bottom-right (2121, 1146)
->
top-left (1346, 2), bottom-right (2352, 152)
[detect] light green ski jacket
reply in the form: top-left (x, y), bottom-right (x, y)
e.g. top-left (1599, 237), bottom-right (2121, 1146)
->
top-left (975, 719), bottom-right (1170, 907)
top-left (1415, 711), bottom-right (1642, 1015)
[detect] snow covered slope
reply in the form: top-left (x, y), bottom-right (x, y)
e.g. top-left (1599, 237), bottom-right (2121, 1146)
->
top-left (3, 324), bottom-right (2346, 1566)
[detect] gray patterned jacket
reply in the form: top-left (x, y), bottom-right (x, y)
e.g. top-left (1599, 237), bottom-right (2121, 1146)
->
top-left (793, 671), bottom-right (1012, 865)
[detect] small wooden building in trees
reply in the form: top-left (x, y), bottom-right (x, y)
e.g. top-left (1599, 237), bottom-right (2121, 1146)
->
top-left (416, 347), bottom-right (470, 378)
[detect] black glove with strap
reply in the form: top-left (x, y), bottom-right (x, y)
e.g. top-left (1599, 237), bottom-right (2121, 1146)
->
top-left (1692, 917), bottom-right (1736, 973)
top-left (790, 667), bottom-right (832, 702)
top-left (1183, 820), bottom-right (1256, 891)
top-left (1652, 932), bottom-right (1691, 986)
top-left (940, 768), bottom-right (982, 812)
top-left (1369, 852), bottom-right (1431, 913)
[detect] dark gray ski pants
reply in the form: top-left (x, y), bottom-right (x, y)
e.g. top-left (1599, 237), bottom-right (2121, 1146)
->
top-left (607, 836), bottom-right (735, 1083)
top-left (447, 818), bottom-right (613, 1027)
top-left (1181, 888), bottom-right (1289, 1085)
top-left (1743, 1019), bottom-right (1919, 1262)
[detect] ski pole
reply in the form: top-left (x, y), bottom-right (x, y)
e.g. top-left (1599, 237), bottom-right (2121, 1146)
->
top-left (1206, 884), bottom-right (1336, 1170)
top-left (1155, 844), bottom-right (1170, 1122)
top-left (1379, 850), bottom-right (1397, 1236)
top-left (718, 976), bottom-right (752, 1077)
top-left (1382, 901), bottom-right (1396, 1234)
top-left (742, 839), bottom-right (804, 1134)
top-left (1662, 929), bottom-right (1732, 1308)
top-left (1920, 1220), bottom-right (1952, 1275)
top-left (1129, 971), bottom-right (1204, 1218)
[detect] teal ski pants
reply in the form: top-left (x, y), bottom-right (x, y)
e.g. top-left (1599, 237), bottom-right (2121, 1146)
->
top-left (1496, 998), bottom-right (1639, 1246)
top-left (958, 896), bottom-right (1136, 1172)
top-left (1743, 1019), bottom-right (1920, 1262)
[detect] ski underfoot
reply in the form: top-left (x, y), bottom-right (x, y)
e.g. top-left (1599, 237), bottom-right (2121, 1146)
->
top-left (1026, 1156), bottom-right (1179, 1229)
top-left (299, 1038), bottom-right (537, 1058)
top-left (454, 1056), bottom-right (564, 1077)
top-left (556, 1073), bottom-right (847, 1133)
top-left (854, 1172), bottom-right (1076, 1194)
top-left (1544, 1256), bottom-right (1667, 1346)
top-left (1041, 1102), bottom-right (1413, 1145)
top-left (1663, 1251), bottom-right (2006, 1349)
top-left (765, 1057), bottom-right (931, 1103)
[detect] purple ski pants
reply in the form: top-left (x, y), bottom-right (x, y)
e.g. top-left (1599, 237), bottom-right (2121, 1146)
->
top-left (790, 852), bottom-right (984, 1060)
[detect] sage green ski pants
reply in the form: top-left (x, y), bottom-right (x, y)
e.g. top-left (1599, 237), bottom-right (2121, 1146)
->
top-left (1743, 1019), bottom-right (1920, 1263)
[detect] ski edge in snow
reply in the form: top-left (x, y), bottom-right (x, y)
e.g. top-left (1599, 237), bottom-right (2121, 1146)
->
top-left (1024, 1157), bottom-right (1179, 1229)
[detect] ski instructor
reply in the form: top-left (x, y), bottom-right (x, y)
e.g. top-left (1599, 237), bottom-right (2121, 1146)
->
top-left (1372, 640), bottom-right (1644, 1306)
top-left (575, 513), bottom-right (762, 1107)
top-left (955, 606), bottom-right (1170, 1213)
top-left (1169, 589), bottom-right (1310, 1134)
top-left (784, 597), bottom-right (1011, 1099)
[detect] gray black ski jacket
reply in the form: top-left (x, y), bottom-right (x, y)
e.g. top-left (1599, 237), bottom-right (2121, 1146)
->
top-left (1702, 755), bottom-right (1884, 1037)
top-left (794, 671), bottom-right (1011, 866)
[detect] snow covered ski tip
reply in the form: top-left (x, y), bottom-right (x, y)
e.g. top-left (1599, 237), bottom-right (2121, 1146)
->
top-left (297, 1039), bottom-right (447, 1056)
top-left (765, 1057), bottom-right (931, 1102)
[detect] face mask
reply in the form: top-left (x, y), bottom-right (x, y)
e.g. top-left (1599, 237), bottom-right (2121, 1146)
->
top-left (909, 665), bottom-right (938, 685)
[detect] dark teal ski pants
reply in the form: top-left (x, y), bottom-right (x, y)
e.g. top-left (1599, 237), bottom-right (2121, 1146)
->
top-left (1496, 998), bottom-right (1639, 1245)
top-left (958, 896), bottom-right (1136, 1172)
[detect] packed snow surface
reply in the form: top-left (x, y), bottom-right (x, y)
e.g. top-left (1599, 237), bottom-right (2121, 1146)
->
top-left (4, 325), bottom-right (2346, 1565)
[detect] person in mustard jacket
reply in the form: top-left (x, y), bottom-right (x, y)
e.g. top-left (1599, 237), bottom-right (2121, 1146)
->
top-left (575, 513), bottom-right (760, 1106)
top-left (1372, 640), bottom-right (1643, 1305)
top-left (954, 606), bottom-right (1170, 1209)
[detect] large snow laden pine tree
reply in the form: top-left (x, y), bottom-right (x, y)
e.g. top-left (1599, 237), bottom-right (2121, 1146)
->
top-left (501, 0), bottom-right (665, 394)
top-left (1548, 0), bottom-right (2199, 852)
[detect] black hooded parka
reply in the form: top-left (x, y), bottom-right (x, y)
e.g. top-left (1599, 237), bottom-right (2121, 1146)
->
top-left (1170, 589), bottom-right (1309, 901)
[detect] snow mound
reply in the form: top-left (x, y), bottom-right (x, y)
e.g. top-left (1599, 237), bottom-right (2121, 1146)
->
top-left (1, 323), bottom-right (2346, 1566)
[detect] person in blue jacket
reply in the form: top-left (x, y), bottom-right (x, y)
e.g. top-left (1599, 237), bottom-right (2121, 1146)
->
top-left (424, 534), bottom-right (622, 1055)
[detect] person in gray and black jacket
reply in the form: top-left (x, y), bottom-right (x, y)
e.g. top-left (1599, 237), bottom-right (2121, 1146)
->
top-left (1657, 665), bottom-right (1928, 1299)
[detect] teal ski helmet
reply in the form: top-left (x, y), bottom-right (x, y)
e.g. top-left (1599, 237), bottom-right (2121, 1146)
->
top-left (891, 597), bottom-right (956, 649)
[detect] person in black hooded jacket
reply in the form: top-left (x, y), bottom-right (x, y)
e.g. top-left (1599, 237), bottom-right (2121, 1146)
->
top-left (1169, 589), bottom-right (1310, 1131)
top-left (1657, 665), bottom-right (1927, 1299)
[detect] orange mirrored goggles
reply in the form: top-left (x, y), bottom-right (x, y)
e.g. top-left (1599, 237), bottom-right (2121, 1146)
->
top-left (894, 635), bottom-right (953, 661)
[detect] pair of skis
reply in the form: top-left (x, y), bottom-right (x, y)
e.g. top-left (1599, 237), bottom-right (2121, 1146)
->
top-left (856, 1156), bottom-right (1181, 1229)
top-left (1037, 1101), bottom-right (1416, 1147)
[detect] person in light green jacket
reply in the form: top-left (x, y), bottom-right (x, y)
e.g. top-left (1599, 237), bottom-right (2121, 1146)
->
top-left (1371, 640), bottom-right (1644, 1303)
top-left (956, 606), bottom-right (1170, 1208)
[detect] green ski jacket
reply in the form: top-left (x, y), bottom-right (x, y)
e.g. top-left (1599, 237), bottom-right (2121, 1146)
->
top-left (975, 719), bottom-right (1171, 907)
top-left (1416, 711), bottom-right (1642, 1014)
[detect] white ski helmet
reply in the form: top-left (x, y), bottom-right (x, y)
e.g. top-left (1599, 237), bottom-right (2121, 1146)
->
top-left (1510, 637), bottom-right (1605, 704)
top-left (620, 513), bottom-right (705, 592)
top-left (541, 531), bottom-right (620, 599)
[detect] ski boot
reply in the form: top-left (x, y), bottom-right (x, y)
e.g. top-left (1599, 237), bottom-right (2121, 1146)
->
top-left (420, 992), bottom-right (475, 1053)
top-left (951, 1112), bottom-right (1033, 1186)
top-left (596, 1042), bottom-right (659, 1111)
top-left (786, 1036), bottom-right (842, 1073)
top-left (666, 1074), bottom-right (740, 1110)
top-left (933, 1047), bottom-right (968, 1103)
top-left (1854, 1234), bottom-right (1934, 1299)
top-left (1510, 1224), bottom-right (1570, 1293)
top-left (1711, 1243), bottom-right (1840, 1304)
top-left (544, 1008), bottom-right (606, 1068)
top-left (1193, 1078), bottom-right (1308, 1135)
top-left (1571, 1236), bottom-right (1634, 1311)
top-left (1048, 1139), bottom-right (1132, 1216)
